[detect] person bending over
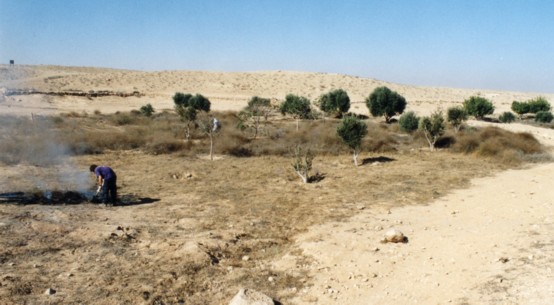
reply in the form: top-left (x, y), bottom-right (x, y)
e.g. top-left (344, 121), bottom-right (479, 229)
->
top-left (89, 164), bottom-right (117, 205)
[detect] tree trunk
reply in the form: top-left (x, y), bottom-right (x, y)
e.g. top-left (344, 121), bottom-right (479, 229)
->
top-left (296, 118), bottom-right (299, 131)
top-left (209, 133), bottom-right (214, 161)
top-left (353, 150), bottom-right (359, 166)
top-left (296, 171), bottom-right (308, 183)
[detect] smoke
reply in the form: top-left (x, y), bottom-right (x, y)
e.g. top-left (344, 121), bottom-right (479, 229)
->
top-left (0, 115), bottom-right (92, 193)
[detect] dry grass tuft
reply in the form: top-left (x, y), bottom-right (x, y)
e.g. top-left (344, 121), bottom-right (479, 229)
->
top-left (452, 126), bottom-right (544, 164)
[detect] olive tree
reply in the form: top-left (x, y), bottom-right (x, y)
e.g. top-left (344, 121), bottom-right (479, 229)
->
top-left (398, 111), bottom-right (420, 133)
top-left (446, 106), bottom-right (468, 132)
top-left (366, 86), bottom-right (406, 123)
top-left (318, 89), bottom-right (350, 118)
top-left (173, 93), bottom-right (211, 139)
top-left (197, 113), bottom-right (221, 161)
top-left (527, 97), bottom-right (551, 113)
top-left (238, 96), bottom-right (273, 139)
top-left (511, 101), bottom-right (530, 118)
top-left (463, 96), bottom-right (494, 120)
top-left (337, 116), bottom-right (368, 166)
top-left (419, 110), bottom-right (445, 151)
top-left (139, 103), bottom-right (155, 117)
top-left (292, 145), bottom-right (314, 184)
top-left (280, 94), bottom-right (312, 130)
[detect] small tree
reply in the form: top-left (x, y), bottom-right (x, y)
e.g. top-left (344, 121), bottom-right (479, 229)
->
top-left (292, 145), bottom-right (314, 183)
top-left (398, 111), bottom-right (420, 133)
top-left (499, 111), bottom-right (516, 123)
top-left (318, 89), bottom-right (350, 118)
top-left (174, 92), bottom-right (211, 139)
top-left (197, 113), bottom-right (220, 161)
top-left (463, 96), bottom-right (494, 120)
top-left (238, 96), bottom-right (273, 138)
top-left (446, 106), bottom-right (468, 132)
top-left (535, 111), bottom-right (553, 123)
top-left (337, 116), bottom-right (368, 166)
top-left (419, 110), bottom-right (445, 151)
top-left (511, 101), bottom-right (530, 118)
top-left (527, 97), bottom-right (551, 113)
top-left (366, 86), bottom-right (407, 123)
top-left (280, 94), bottom-right (312, 130)
top-left (139, 103), bottom-right (155, 117)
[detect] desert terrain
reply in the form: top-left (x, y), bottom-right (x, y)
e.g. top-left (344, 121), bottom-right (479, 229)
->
top-left (0, 64), bottom-right (553, 304)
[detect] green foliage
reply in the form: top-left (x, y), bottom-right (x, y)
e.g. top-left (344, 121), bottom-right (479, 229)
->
top-left (499, 111), bottom-right (516, 123)
top-left (447, 106), bottom-right (468, 132)
top-left (318, 89), bottom-right (350, 117)
top-left (173, 92), bottom-right (211, 112)
top-left (463, 96), bottom-right (494, 119)
top-left (173, 92), bottom-right (211, 140)
top-left (247, 96), bottom-right (272, 114)
top-left (280, 94), bottom-right (312, 119)
top-left (139, 103), bottom-right (155, 117)
top-left (292, 145), bottom-right (314, 183)
top-left (534, 111), bottom-right (553, 123)
top-left (365, 86), bottom-right (407, 123)
top-left (419, 110), bottom-right (445, 150)
top-left (398, 111), bottom-right (420, 133)
top-left (511, 101), bottom-right (530, 117)
top-left (527, 97), bottom-right (551, 113)
top-left (337, 116), bottom-right (368, 166)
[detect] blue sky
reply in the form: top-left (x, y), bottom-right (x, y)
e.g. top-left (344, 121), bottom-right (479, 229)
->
top-left (1, 0), bottom-right (553, 93)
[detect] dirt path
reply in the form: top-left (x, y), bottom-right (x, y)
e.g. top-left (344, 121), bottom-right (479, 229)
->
top-left (275, 123), bottom-right (554, 304)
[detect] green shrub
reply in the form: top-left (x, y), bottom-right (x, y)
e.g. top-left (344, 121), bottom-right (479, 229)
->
top-left (446, 106), bottom-right (468, 132)
top-left (337, 116), bottom-right (368, 166)
top-left (419, 109), bottom-right (445, 150)
top-left (535, 111), bottom-right (553, 123)
top-left (398, 111), bottom-right (419, 133)
top-left (463, 96), bottom-right (494, 119)
top-left (280, 94), bottom-right (312, 130)
top-left (499, 112), bottom-right (516, 123)
top-left (528, 97), bottom-right (551, 113)
top-left (318, 89), bottom-right (350, 118)
top-left (366, 86), bottom-right (406, 123)
top-left (511, 101), bottom-right (530, 117)
top-left (140, 103), bottom-right (155, 117)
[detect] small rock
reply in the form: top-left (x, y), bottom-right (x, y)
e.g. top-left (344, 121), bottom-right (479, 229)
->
top-left (242, 255), bottom-right (250, 261)
top-left (45, 288), bottom-right (56, 295)
top-left (383, 228), bottom-right (406, 243)
top-left (498, 257), bottom-right (509, 263)
top-left (268, 276), bottom-right (275, 282)
top-left (229, 288), bottom-right (274, 305)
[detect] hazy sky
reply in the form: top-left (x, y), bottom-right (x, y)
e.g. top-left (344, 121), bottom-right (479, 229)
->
top-left (1, 0), bottom-right (553, 93)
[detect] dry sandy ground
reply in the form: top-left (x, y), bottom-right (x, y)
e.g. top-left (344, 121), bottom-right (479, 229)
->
top-left (274, 121), bottom-right (554, 304)
top-left (1, 65), bottom-right (553, 304)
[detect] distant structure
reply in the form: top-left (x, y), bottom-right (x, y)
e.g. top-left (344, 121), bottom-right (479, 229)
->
top-left (9, 60), bottom-right (14, 65)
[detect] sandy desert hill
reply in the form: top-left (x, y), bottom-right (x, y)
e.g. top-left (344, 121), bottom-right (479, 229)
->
top-left (1, 64), bottom-right (553, 116)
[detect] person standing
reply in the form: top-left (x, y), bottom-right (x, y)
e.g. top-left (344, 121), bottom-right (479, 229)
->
top-left (89, 164), bottom-right (117, 205)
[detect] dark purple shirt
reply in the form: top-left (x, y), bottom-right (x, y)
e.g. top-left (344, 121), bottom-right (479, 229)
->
top-left (95, 166), bottom-right (116, 180)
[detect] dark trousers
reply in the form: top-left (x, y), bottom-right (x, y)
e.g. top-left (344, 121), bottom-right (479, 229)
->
top-left (102, 177), bottom-right (117, 204)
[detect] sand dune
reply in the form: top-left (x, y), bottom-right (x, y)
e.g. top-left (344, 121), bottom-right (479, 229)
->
top-left (2, 64), bottom-right (553, 116)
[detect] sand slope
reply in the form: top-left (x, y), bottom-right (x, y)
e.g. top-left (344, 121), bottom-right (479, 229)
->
top-left (2, 64), bottom-right (553, 116)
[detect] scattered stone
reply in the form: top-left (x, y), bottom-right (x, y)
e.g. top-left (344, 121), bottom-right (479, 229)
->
top-left (45, 288), bottom-right (56, 295)
top-left (242, 255), bottom-right (250, 261)
top-left (229, 288), bottom-right (274, 305)
top-left (498, 257), bottom-right (509, 263)
top-left (374, 225), bottom-right (383, 231)
top-left (382, 228), bottom-right (407, 243)
top-left (268, 276), bottom-right (275, 282)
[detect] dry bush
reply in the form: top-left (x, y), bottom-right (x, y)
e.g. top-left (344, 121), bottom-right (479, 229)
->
top-left (452, 126), bottom-right (544, 163)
